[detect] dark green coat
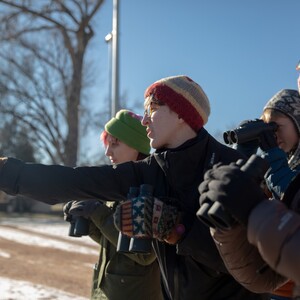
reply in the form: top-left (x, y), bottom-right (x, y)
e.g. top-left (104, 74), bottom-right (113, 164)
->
top-left (87, 203), bottom-right (163, 300)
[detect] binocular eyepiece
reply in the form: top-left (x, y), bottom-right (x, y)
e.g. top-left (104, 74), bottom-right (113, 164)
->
top-left (197, 154), bottom-right (269, 230)
top-left (223, 119), bottom-right (278, 145)
top-left (117, 184), bottom-right (153, 254)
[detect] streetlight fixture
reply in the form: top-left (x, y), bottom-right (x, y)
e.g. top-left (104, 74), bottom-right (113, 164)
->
top-left (105, 33), bottom-right (112, 43)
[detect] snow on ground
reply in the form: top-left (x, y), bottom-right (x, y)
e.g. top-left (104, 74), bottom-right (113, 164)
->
top-left (0, 226), bottom-right (98, 255)
top-left (0, 215), bottom-right (98, 300)
top-left (0, 277), bottom-right (88, 300)
top-left (0, 216), bottom-right (96, 246)
top-left (0, 250), bottom-right (10, 258)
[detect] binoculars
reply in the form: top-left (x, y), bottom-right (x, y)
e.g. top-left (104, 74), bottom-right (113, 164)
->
top-left (117, 184), bottom-right (153, 254)
top-left (197, 154), bottom-right (269, 230)
top-left (223, 119), bottom-right (278, 145)
top-left (68, 215), bottom-right (90, 237)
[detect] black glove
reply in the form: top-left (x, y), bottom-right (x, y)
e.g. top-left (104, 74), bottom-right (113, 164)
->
top-left (63, 201), bottom-right (73, 222)
top-left (259, 128), bottom-right (277, 151)
top-left (199, 160), bottom-right (266, 226)
top-left (63, 200), bottom-right (101, 219)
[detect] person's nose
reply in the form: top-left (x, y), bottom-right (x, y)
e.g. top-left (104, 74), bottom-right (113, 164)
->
top-left (105, 145), bottom-right (113, 157)
top-left (142, 114), bottom-right (150, 126)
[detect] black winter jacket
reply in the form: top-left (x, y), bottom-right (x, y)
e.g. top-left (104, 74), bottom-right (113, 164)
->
top-left (0, 129), bottom-right (269, 300)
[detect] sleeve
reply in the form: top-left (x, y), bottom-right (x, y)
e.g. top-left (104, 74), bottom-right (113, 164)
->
top-left (0, 158), bottom-right (140, 204)
top-left (248, 200), bottom-right (300, 284)
top-left (262, 148), bottom-right (298, 199)
top-left (212, 224), bottom-right (287, 293)
top-left (88, 221), bottom-right (102, 243)
top-left (90, 205), bottom-right (157, 266)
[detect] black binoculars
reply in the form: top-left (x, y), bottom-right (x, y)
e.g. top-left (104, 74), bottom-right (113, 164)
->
top-left (197, 154), bottom-right (269, 230)
top-left (223, 119), bottom-right (278, 145)
top-left (117, 184), bottom-right (153, 254)
top-left (68, 215), bottom-right (90, 237)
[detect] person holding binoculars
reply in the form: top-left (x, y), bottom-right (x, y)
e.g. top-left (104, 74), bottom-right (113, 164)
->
top-left (63, 109), bottom-right (164, 300)
top-left (223, 89), bottom-right (300, 201)
top-left (198, 156), bottom-right (300, 299)
top-left (0, 75), bottom-right (268, 299)
top-left (198, 88), bottom-right (300, 300)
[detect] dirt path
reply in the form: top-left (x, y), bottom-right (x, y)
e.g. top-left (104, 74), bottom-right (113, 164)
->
top-left (0, 218), bottom-right (99, 299)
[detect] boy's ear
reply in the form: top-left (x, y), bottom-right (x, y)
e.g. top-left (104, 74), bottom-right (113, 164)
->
top-left (177, 115), bottom-right (184, 122)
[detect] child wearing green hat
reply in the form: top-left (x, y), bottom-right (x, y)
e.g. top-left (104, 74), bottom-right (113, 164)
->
top-left (63, 110), bottom-right (163, 300)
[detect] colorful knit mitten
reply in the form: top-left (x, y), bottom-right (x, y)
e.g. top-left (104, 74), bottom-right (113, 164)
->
top-left (114, 195), bottom-right (179, 241)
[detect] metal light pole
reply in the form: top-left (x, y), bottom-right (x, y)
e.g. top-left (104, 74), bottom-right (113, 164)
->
top-left (105, 32), bottom-right (113, 118)
top-left (111, 0), bottom-right (120, 118)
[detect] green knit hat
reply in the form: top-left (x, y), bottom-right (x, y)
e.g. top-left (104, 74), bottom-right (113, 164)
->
top-left (105, 109), bottom-right (151, 155)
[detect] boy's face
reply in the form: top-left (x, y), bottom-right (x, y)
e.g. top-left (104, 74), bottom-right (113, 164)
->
top-left (142, 99), bottom-right (183, 149)
top-left (104, 134), bottom-right (139, 164)
top-left (266, 114), bottom-right (299, 152)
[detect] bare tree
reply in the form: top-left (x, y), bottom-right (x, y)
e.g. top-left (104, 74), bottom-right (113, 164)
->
top-left (0, 118), bottom-right (36, 162)
top-left (0, 0), bottom-right (104, 166)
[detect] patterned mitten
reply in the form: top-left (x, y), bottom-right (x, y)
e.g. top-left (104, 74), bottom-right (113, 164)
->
top-left (114, 195), bottom-right (179, 241)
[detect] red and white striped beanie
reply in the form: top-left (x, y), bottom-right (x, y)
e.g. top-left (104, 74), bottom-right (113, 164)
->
top-left (144, 75), bottom-right (211, 132)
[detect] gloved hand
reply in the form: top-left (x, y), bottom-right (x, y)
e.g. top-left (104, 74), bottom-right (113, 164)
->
top-left (63, 201), bottom-right (73, 222)
top-left (63, 200), bottom-right (101, 219)
top-left (259, 128), bottom-right (277, 151)
top-left (114, 195), bottom-right (180, 242)
top-left (198, 159), bottom-right (266, 226)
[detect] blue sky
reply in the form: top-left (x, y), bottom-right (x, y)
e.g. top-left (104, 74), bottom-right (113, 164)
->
top-left (89, 0), bottom-right (300, 145)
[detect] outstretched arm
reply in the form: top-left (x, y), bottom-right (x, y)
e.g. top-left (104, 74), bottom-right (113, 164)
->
top-left (0, 157), bottom-right (138, 204)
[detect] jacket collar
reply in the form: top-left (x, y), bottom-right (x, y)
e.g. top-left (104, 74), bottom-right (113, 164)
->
top-left (155, 128), bottom-right (207, 154)
top-left (153, 128), bottom-right (210, 183)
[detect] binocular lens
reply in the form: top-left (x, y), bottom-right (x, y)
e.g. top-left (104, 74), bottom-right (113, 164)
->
top-left (229, 131), bottom-right (237, 144)
top-left (223, 131), bottom-right (238, 145)
top-left (223, 131), bottom-right (231, 145)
